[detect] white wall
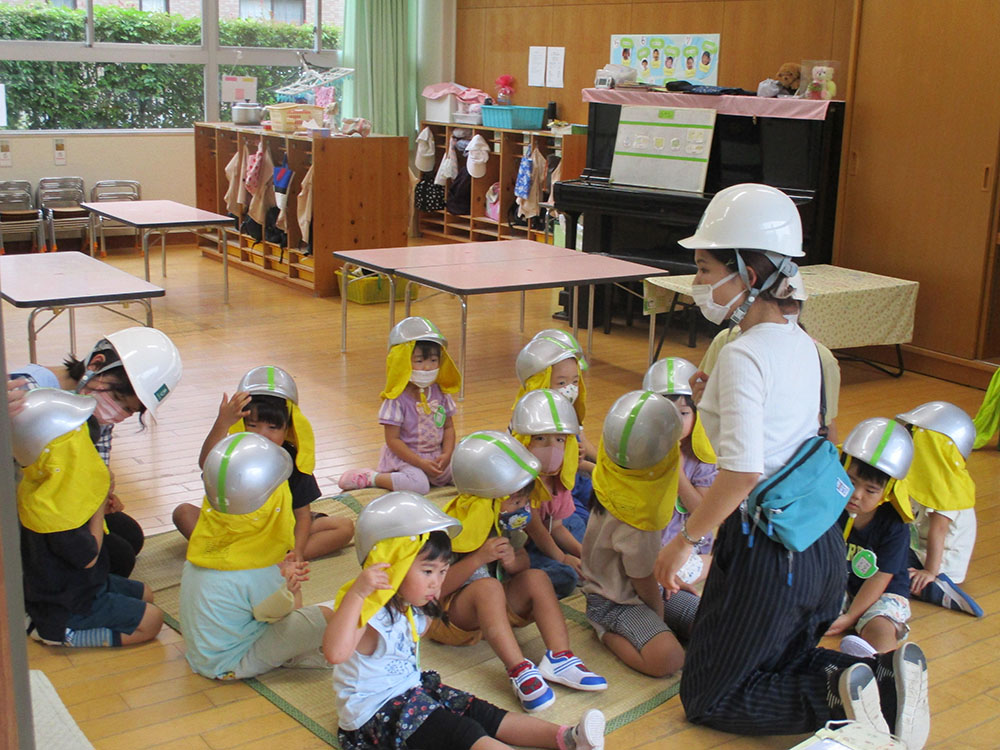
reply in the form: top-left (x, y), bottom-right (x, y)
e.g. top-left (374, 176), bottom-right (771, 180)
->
top-left (1, 129), bottom-right (195, 204)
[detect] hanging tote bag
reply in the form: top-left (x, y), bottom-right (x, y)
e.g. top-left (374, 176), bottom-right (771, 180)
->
top-left (485, 182), bottom-right (501, 221)
top-left (414, 176), bottom-right (446, 212)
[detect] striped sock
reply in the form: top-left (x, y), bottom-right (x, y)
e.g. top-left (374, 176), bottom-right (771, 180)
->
top-left (63, 627), bottom-right (120, 648)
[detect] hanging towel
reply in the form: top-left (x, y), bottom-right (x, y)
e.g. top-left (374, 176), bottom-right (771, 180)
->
top-left (248, 144), bottom-right (276, 227)
top-left (517, 147), bottom-right (548, 220)
top-left (223, 148), bottom-right (244, 216)
top-left (237, 143), bottom-right (251, 210)
top-left (296, 165), bottom-right (314, 244)
top-left (435, 142), bottom-right (458, 186)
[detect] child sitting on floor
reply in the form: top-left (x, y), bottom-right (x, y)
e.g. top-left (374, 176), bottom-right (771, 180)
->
top-left (825, 418), bottom-right (916, 656)
top-left (511, 389), bottom-right (586, 598)
top-left (180, 432), bottom-right (334, 680)
top-left (324, 490), bottom-right (606, 750)
top-left (643, 357), bottom-right (718, 584)
top-left (896, 401), bottom-right (983, 617)
top-left (173, 365), bottom-right (354, 562)
top-left (582, 390), bottom-right (692, 675)
top-left (339, 317), bottom-right (460, 494)
top-left (14, 388), bottom-right (163, 648)
top-left (430, 430), bottom-right (607, 712)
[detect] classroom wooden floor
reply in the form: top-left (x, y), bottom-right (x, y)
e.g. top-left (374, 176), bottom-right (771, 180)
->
top-left (7, 246), bottom-right (999, 749)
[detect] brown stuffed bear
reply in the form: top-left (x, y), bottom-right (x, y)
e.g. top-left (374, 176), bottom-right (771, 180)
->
top-left (776, 62), bottom-right (801, 95)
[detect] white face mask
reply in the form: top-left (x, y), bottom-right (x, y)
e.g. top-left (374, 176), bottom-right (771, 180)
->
top-left (556, 383), bottom-right (579, 404)
top-left (690, 272), bottom-right (745, 325)
top-left (410, 368), bottom-right (439, 388)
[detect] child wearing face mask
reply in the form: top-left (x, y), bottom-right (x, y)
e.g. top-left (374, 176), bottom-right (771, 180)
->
top-left (339, 317), bottom-right (461, 495)
top-left (511, 390), bottom-right (587, 598)
top-left (8, 327), bottom-right (183, 578)
top-left (429, 431), bottom-right (607, 713)
top-left (642, 358), bottom-right (718, 586)
top-left (172, 366), bottom-right (355, 563)
top-left (514, 331), bottom-right (595, 525)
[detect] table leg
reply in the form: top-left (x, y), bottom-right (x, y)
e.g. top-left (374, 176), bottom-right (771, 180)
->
top-left (520, 290), bottom-right (525, 333)
top-left (219, 227), bottom-right (229, 305)
top-left (88, 213), bottom-right (96, 257)
top-left (572, 286), bottom-right (580, 342)
top-left (587, 284), bottom-right (595, 359)
top-left (405, 282), bottom-right (413, 318)
top-left (340, 261), bottom-right (351, 352)
top-left (69, 308), bottom-right (77, 356)
top-left (27, 309), bottom-right (39, 364)
top-left (161, 230), bottom-right (167, 277)
top-left (142, 299), bottom-right (153, 327)
top-left (142, 229), bottom-right (150, 281)
top-left (459, 295), bottom-right (468, 402)
top-left (388, 276), bottom-right (396, 329)
top-left (648, 310), bottom-right (656, 366)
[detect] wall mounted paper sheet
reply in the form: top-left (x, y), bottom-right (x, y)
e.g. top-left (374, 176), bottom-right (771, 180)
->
top-left (610, 34), bottom-right (719, 86)
top-left (221, 75), bottom-right (258, 103)
top-left (529, 47), bottom-right (547, 87)
top-left (610, 106), bottom-right (716, 193)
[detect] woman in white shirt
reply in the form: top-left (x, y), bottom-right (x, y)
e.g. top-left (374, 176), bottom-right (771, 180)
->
top-left (653, 185), bottom-right (930, 748)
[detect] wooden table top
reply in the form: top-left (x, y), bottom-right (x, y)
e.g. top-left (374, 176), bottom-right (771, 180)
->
top-left (80, 200), bottom-right (234, 228)
top-left (0, 252), bottom-right (165, 307)
top-left (395, 252), bottom-right (669, 295)
top-left (334, 239), bottom-right (582, 273)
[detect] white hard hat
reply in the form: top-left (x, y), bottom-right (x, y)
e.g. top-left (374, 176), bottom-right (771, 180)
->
top-left (451, 430), bottom-right (541, 498)
top-left (602, 390), bottom-right (683, 469)
top-left (511, 389), bottom-right (579, 436)
top-left (642, 357), bottom-right (697, 397)
top-left (842, 418), bottom-right (914, 480)
top-left (354, 491), bottom-right (461, 565)
top-left (102, 327), bottom-right (182, 418)
top-left (896, 401), bottom-right (975, 460)
top-left (202, 432), bottom-right (293, 515)
top-left (388, 317), bottom-right (447, 348)
top-left (237, 365), bottom-right (298, 404)
top-left (10, 388), bottom-right (97, 467)
top-left (678, 184), bottom-right (804, 258)
top-left (531, 329), bottom-right (588, 371)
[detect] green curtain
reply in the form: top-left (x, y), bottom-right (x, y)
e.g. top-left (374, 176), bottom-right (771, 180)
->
top-left (343, 0), bottom-right (418, 138)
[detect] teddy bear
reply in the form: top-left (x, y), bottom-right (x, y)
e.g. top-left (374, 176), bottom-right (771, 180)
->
top-left (775, 62), bottom-right (801, 95)
top-left (807, 65), bottom-right (837, 100)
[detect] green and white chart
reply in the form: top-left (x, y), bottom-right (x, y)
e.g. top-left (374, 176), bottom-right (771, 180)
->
top-left (610, 105), bottom-right (716, 193)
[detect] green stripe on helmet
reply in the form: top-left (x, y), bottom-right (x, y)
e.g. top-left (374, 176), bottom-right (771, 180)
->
top-left (869, 421), bottom-right (895, 467)
top-left (266, 366), bottom-right (276, 391)
top-left (468, 433), bottom-right (539, 478)
top-left (665, 359), bottom-right (676, 392)
top-left (215, 433), bottom-right (248, 513)
top-left (617, 391), bottom-right (652, 466)
top-left (542, 390), bottom-right (565, 433)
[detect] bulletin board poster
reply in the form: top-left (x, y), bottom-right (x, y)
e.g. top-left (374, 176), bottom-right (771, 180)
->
top-left (610, 34), bottom-right (720, 86)
top-left (610, 106), bottom-right (716, 193)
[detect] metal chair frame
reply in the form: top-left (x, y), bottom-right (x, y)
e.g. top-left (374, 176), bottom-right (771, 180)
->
top-left (90, 180), bottom-right (142, 256)
top-left (37, 179), bottom-right (91, 253)
top-left (0, 186), bottom-right (45, 253)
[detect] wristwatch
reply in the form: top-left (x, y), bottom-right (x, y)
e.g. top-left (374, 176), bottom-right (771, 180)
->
top-left (680, 517), bottom-right (707, 547)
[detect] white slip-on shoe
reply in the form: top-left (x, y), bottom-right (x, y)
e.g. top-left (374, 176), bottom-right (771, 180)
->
top-left (893, 642), bottom-right (930, 750)
top-left (839, 662), bottom-right (890, 736)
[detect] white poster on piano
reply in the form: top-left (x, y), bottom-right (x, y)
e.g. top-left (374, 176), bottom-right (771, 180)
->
top-left (610, 105), bottom-right (716, 193)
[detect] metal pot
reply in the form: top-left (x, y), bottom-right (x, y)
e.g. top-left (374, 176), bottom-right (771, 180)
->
top-left (231, 101), bottom-right (264, 125)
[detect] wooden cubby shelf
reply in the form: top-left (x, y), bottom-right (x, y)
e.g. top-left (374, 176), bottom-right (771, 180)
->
top-left (194, 123), bottom-right (409, 296)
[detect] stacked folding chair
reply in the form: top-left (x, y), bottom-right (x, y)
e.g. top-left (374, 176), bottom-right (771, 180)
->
top-left (37, 176), bottom-right (91, 253)
top-left (0, 180), bottom-right (46, 254)
top-left (90, 179), bottom-right (142, 257)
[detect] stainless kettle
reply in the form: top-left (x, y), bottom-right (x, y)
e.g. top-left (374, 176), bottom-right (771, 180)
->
top-left (231, 100), bottom-right (264, 125)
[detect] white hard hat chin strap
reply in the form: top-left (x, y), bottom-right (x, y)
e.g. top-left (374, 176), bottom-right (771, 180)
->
top-left (730, 250), bottom-right (790, 323)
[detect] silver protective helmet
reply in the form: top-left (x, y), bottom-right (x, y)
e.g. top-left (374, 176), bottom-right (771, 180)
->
top-left (515, 337), bottom-right (580, 385)
top-left (511, 389), bottom-right (579, 436)
top-left (451, 430), bottom-right (541, 498)
top-left (842, 418), bottom-right (914, 480)
top-left (10, 388), bottom-right (97, 467)
top-left (896, 401), bottom-right (975, 460)
top-left (642, 357), bottom-right (698, 397)
top-left (202, 432), bottom-right (293, 515)
top-left (388, 316), bottom-right (447, 348)
top-left (531, 329), bottom-right (588, 371)
top-left (602, 390), bottom-right (683, 469)
top-left (237, 365), bottom-right (299, 404)
top-left (354, 491), bottom-right (461, 564)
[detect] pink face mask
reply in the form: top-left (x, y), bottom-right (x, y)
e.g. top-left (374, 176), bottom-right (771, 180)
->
top-left (91, 389), bottom-right (132, 425)
top-left (530, 442), bottom-right (565, 476)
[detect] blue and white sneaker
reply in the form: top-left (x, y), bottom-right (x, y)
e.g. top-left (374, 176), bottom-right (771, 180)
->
top-left (538, 650), bottom-right (608, 692)
top-left (509, 660), bottom-right (556, 712)
top-left (921, 573), bottom-right (984, 617)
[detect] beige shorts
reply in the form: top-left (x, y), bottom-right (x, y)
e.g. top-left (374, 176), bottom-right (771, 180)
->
top-left (229, 605), bottom-right (330, 680)
top-left (425, 588), bottom-right (533, 647)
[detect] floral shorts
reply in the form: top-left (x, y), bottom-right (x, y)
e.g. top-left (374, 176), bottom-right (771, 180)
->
top-left (846, 592), bottom-right (912, 639)
top-left (338, 671), bottom-right (475, 750)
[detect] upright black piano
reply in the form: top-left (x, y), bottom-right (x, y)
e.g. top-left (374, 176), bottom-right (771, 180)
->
top-left (554, 91), bottom-right (845, 283)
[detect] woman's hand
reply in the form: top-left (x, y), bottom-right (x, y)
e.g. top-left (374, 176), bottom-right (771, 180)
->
top-left (654, 536), bottom-right (692, 596)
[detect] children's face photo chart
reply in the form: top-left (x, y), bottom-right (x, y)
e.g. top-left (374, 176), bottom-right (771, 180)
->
top-left (610, 106), bottom-right (716, 193)
top-left (611, 33), bottom-right (720, 86)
